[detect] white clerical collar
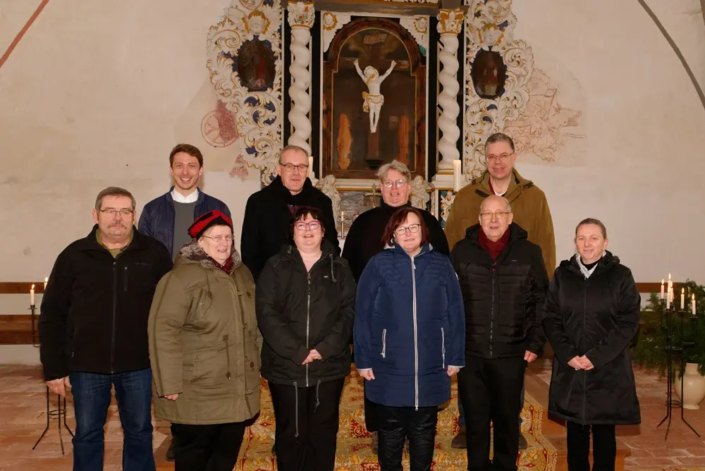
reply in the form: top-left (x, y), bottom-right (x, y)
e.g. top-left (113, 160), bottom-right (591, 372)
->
top-left (171, 188), bottom-right (199, 203)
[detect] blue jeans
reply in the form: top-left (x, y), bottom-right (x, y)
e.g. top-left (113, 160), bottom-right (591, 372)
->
top-left (458, 384), bottom-right (525, 429)
top-left (70, 368), bottom-right (155, 471)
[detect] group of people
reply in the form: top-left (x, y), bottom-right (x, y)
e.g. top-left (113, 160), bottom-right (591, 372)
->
top-left (38, 134), bottom-right (641, 471)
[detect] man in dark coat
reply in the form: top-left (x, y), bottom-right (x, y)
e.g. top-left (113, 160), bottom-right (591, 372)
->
top-left (542, 218), bottom-right (640, 470)
top-left (451, 195), bottom-right (548, 471)
top-left (40, 187), bottom-right (172, 471)
top-left (241, 145), bottom-right (339, 281)
top-left (342, 160), bottom-right (449, 453)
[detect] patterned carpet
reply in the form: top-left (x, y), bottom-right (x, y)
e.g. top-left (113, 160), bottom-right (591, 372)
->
top-left (234, 371), bottom-right (557, 470)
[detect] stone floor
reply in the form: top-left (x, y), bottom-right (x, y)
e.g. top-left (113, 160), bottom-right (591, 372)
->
top-left (2, 362), bottom-right (705, 470)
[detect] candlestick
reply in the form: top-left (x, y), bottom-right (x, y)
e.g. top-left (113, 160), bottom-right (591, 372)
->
top-left (661, 279), bottom-right (665, 300)
top-left (681, 288), bottom-right (685, 310)
top-left (453, 160), bottom-right (462, 192)
top-left (44, 277), bottom-right (48, 290)
top-left (340, 211), bottom-right (345, 238)
top-left (693, 294), bottom-right (697, 316)
top-left (30, 284), bottom-right (35, 307)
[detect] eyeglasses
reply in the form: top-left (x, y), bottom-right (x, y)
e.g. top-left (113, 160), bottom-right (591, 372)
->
top-left (480, 211), bottom-right (511, 220)
top-left (383, 179), bottom-right (407, 189)
top-left (281, 163), bottom-right (309, 173)
top-left (202, 235), bottom-right (233, 243)
top-left (394, 224), bottom-right (420, 235)
top-left (486, 153), bottom-right (514, 162)
top-left (295, 221), bottom-right (321, 231)
top-left (99, 209), bottom-right (134, 217)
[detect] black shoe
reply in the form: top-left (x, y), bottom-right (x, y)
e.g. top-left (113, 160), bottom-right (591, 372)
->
top-left (518, 434), bottom-right (528, 450)
top-left (451, 425), bottom-right (467, 449)
top-left (166, 438), bottom-right (176, 462)
top-left (272, 442), bottom-right (276, 456)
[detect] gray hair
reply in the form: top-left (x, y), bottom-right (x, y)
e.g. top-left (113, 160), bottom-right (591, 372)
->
top-left (95, 187), bottom-right (136, 211)
top-left (479, 195), bottom-right (512, 213)
top-left (278, 145), bottom-right (308, 164)
top-left (575, 218), bottom-right (607, 238)
top-left (377, 160), bottom-right (412, 183)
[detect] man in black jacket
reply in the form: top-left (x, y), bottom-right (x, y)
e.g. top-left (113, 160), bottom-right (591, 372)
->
top-left (39, 187), bottom-right (172, 471)
top-left (342, 160), bottom-right (449, 453)
top-left (241, 145), bottom-right (339, 280)
top-left (450, 195), bottom-right (547, 471)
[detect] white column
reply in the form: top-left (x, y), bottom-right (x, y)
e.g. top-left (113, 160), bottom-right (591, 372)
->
top-left (434, 9), bottom-right (464, 181)
top-left (287, 2), bottom-right (315, 155)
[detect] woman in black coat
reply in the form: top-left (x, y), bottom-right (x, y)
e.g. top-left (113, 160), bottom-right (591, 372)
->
top-left (256, 206), bottom-right (356, 471)
top-left (542, 218), bottom-right (640, 471)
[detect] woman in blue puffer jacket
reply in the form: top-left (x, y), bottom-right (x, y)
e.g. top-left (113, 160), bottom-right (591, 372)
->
top-left (354, 207), bottom-right (465, 470)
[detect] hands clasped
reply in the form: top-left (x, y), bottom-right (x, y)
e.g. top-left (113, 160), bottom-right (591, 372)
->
top-left (568, 356), bottom-right (594, 371)
top-left (302, 349), bottom-right (322, 365)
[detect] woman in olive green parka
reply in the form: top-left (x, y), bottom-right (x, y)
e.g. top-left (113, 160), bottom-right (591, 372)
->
top-left (149, 210), bottom-right (261, 471)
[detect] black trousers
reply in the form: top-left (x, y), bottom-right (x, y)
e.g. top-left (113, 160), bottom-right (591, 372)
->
top-left (458, 356), bottom-right (526, 471)
top-left (365, 391), bottom-right (380, 432)
top-left (377, 404), bottom-right (438, 471)
top-left (566, 422), bottom-right (616, 471)
top-left (269, 378), bottom-right (345, 471)
top-left (171, 421), bottom-right (246, 471)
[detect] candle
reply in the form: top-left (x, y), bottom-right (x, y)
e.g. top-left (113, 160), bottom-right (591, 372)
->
top-left (44, 277), bottom-right (48, 290)
top-left (681, 288), bottom-right (685, 310)
top-left (667, 291), bottom-right (671, 309)
top-left (693, 294), bottom-right (697, 316)
top-left (453, 160), bottom-right (462, 192)
top-left (30, 284), bottom-right (35, 307)
top-left (661, 279), bottom-right (665, 300)
top-left (668, 273), bottom-right (673, 292)
top-left (340, 211), bottom-right (345, 235)
top-left (308, 156), bottom-right (314, 180)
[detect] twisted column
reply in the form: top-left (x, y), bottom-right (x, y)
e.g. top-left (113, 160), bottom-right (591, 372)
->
top-left (436, 9), bottom-right (463, 172)
top-left (287, 2), bottom-right (315, 155)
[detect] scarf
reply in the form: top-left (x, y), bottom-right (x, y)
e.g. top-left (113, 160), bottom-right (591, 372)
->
top-left (208, 256), bottom-right (234, 275)
top-left (478, 228), bottom-right (510, 261)
top-left (575, 253), bottom-right (603, 279)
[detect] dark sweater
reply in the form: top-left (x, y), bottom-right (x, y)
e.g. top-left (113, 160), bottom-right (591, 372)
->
top-left (342, 203), bottom-right (450, 282)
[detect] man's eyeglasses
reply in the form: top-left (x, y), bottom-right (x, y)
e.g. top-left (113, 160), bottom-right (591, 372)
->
top-left (480, 211), bottom-right (511, 220)
top-left (394, 224), bottom-right (420, 235)
top-left (281, 163), bottom-right (309, 173)
top-left (383, 179), bottom-right (407, 189)
top-left (99, 209), bottom-right (134, 217)
top-left (486, 153), bottom-right (514, 163)
top-left (295, 221), bottom-right (322, 231)
top-left (202, 235), bottom-right (233, 243)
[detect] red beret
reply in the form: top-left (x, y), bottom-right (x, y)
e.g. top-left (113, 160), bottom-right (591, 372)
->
top-left (188, 210), bottom-right (233, 239)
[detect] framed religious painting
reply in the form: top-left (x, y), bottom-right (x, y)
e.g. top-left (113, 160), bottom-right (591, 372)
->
top-left (322, 17), bottom-right (427, 181)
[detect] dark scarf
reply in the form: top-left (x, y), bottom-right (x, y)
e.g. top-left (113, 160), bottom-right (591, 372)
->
top-left (208, 256), bottom-right (234, 275)
top-left (478, 228), bottom-right (510, 261)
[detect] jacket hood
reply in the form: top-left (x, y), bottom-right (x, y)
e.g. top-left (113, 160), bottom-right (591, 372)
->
top-left (175, 239), bottom-right (243, 270)
top-left (561, 250), bottom-right (619, 276)
top-left (465, 222), bottom-right (528, 243)
top-left (473, 169), bottom-right (534, 199)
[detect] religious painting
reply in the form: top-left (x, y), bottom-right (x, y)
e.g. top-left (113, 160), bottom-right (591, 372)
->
top-left (470, 49), bottom-right (507, 100)
top-left (233, 39), bottom-right (276, 92)
top-left (323, 18), bottom-right (427, 180)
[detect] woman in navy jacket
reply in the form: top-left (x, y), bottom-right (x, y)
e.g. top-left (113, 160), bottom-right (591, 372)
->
top-left (354, 207), bottom-right (465, 470)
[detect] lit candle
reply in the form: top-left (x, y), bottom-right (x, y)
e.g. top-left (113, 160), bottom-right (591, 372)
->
top-left (44, 277), bottom-right (48, 290)
top-left (453, 160), bottom-right (462, 192)
top-left (340, 211), bottom-right (345, 235)
top-left (693, 294), bottom-right (697, 316)
top-left (666, 291), bottom-right (671, 309)
top-left (308, 156), bottom-right (314, 180)
top-left (668, 273), bottom-right (673, 292)
top-left (30, 284), bottom-right (35, 307)
top-left (681, 288), bottom-right (685, 310)
top-left (661, 279), bottom-right (665, 300)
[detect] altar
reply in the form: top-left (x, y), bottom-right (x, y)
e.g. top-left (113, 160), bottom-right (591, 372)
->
top-left (206, 0), bottom-right (534, 233)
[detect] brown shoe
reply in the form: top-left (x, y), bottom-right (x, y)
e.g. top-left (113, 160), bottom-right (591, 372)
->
top-left (518, 434), bottom-right (528, 450)
top-left (372, 431), bottom-right (378, 455)
top-left (451, 425), bottom-right (467, 449)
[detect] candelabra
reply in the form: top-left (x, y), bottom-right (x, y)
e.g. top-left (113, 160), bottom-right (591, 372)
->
top-left (33, 387), bottom-right (74, 454)
top-left (657, 301), bottom-right (700, 439)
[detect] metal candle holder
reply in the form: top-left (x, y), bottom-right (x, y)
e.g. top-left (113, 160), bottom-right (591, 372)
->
top-left (657, 300), bottom-right (700, 439)
top-left (30, 304), bottom-right (39, 348)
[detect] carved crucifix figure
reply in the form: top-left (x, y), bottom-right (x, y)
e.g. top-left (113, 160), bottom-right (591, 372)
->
top-left (353, 59), bottom-right (396, 133)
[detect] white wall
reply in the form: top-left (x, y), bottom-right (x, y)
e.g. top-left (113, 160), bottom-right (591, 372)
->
top-left (511, 0), bottom-right (705, 282)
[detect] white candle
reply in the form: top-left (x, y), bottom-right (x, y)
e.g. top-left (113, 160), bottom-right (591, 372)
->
top-left (308, 156), bottom-right (314, 180)
top-left (693, 294), bottom-right (697, 316)
top-left (453, 160), bottom-right (462, 192)
top-left (668, 273), bottom-right (673, 292)
top-left (667, 291), bottom-right (671, 309)
top-left (681, 288), bottom-right (685, 310)
top-left (30, 284), bottom-right (35, 306)
top-left (661, 279), bottom-right (665, 300)
top-left (44, 277), bottom-right (48, 290)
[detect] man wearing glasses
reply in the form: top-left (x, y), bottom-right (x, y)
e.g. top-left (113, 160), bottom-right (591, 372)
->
top-left (242, 144), bottom-right (339, 281)
top-left (342, 160), bottom-right (449, 454)
top-left (39, 187), bottom-right (172, 471)
top-left (444, 132), bottom-right (555, 450)
top-left (450, 195), bottom-right (548, 470)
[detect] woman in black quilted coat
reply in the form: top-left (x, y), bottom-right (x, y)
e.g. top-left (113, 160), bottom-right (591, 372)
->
top-left (542, 218), bottom-right (640, 471)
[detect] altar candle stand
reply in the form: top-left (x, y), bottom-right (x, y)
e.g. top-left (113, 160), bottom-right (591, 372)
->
top-left (657, 291), bottom-right (700, 440)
